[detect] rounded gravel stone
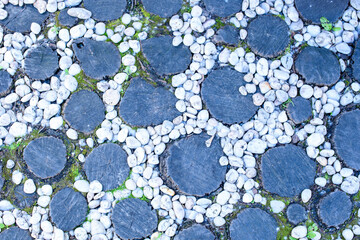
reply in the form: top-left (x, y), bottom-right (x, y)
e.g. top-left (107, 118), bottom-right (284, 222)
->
top-left (141, 36), bottom-right (191, 76)
top-left (50, 188), bottom-right (87, 231)
top-left (318, 191), bottom-right (352, 227)
top-left (203, 0), bottom-right (243, 17)
top-left (119, 77), bottom-right (179, 126)
top-left (174, 225), bottom-right (215, 240)
top-left (230, 208), bottom-right (278, 240)
top-left (24, 46), bottom-right (59, 80)
top-left (58, 8), bottom-right (78, 27)
top-left (286, 97), bottom-right (312, 124)
top-left (201, 69), bottom-right (258, 125)
top-left (295, 0), bottom-right (349, 24)
top-left (23, 137), bottom-right (67, 179)
top-left (162, 133), bottom-right (226, 196)
top-left (13, 184), bottom-right (37, 209)
top-left (63, 90), bottom-right (105, 133)
top-left (261, 145), bottom-right (316, 197)
top-left (142, 0), bottom-right (182, 18)
top-left (0, 227), bottom-right (32, 240)
top-left (352, 39), bottom-right (360, 82)
top-left (84, 143), bottom-right (130, 191)
top-left (286, 204), bottom-right (307, 225)
top-left (247, 14), bottom-right (290, 58)
top-left (0, 70), bottom-right (12, 97)
top-left (112, 198), bottom-right (157, 239)
top-left (83, 0), bottom-right (127, 21)
top-left (333, 110), bottom-right (360, 170)
top-left (213, 25), bottom-right (240, 46)
top-left (295, 46), bottom-right (340, 86)
top-left (0, 4), bottom-right (49, 33)
top-left (73, 38), bottom-right (121, 79)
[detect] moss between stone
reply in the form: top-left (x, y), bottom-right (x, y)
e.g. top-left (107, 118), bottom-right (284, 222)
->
top-left (180, 1), bottom-right (192, 14)
top-left (74, 70), bottom-right (98, 91)
top-left (275, 14), bottom-right (286, 21)
top-left (276, 217), bottom-right (293, 240)
top-left (137, 5), bottom-right (170, 38)
top-left (106, 18), bottom-right (123, 31)
top-left (107, 170), bottom-right (132, 194)
top-left (108, 170), bottom-right (150, 203)
top-left (51, 161), bottom-right (82, 194)
top-left (214, 17), bottom-right (226, 30)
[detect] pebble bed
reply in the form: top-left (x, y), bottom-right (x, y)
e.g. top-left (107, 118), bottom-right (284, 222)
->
top-left (0, 0), bottom-right (359, 240)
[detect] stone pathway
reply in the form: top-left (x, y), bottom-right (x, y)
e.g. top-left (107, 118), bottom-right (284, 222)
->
top-left (174, 224), bottom-right (215, 240)
top-left (162, 133), bottom-right (226, 196)
top-left (142, 0), bottom-right (183, 18)
top-left (295, 46), bottom-right (341, 85)
top-left (286, 96), bottom-right (312, 124)
top-left (295, 0), bottom-right (349, 24)
top-left (0, 0), bottom-right (360, 240)
top-left (201, 68), bottom-right (258, 124)
top-left (318, 191), bottom-right (353, 227)
top-left (0, 227), bottom-right (32, 240)
top-left (63, 90), bottom-right (105, 133)
top-left (83, 0), bottom-right (127, 21)
top-left (24, 45), bottom-right (59, 80)
top-left (23, 136), bottom-right (67, 179)
top-left (112, 198), bottom-right (158, 239)
top-left (0, 70), bottom-right (12, 96)
top-left (261, 145), bottom-right (316, 197)
top-left (49, 188), bottom-right (87, 231)
top-left (119, 77), bottom-right (179, 126)
top-left (229, 208), bottom-right (278, 240)
top-left (141, 36), bottom-right (192, 76)
top-left (333, 110), bottom-right (360, 170)
top-left (247, 14), bottom-right (290, 58)
top-left (84, 143), bottom-right (129, 191)
top-left (0, 5), bottom-right (48, 33)
top-left (72, 38), bottom-right (121, 79)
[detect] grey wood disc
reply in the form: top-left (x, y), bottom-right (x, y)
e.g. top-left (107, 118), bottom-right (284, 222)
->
top-left (0, 70), bottom-right (12, 97)
top-left (318, 191), bottom-right (352, 227)
top-left (174, 225), bottom-right (215, 240)
top-left (141, 36), bottom-right (191, 76)
top-left (142, 0), bottom-right (182, 18)
top-left (84, 143), bottom-right (130, 191)
top-left (295, 0), bottom-right (349, 24)
top-left (63, 90), bottom-right (105, 133)
top-left (295, 46), bottom-right (340, 86)
top-left (72, 38), bottom-right (121, 80)
top-left (0, 4), bottom-right (49, 33)
top-left (247, 14), bottom-right (290, 58)
top-left (112, 198), bottom-right (158, 239)
top-left (286, 97), bottom-right (312, 124)
top-left (23, 137), bottom-right (67, 179)
top-left (13, 184), bottom-right (37, 209)
top-left (203, 0), bottom-right (243, 17)
top-left (333, 110), bottom-right (360, 170)
top-left (261, 145), bottom-right (316, 197)
top-left (162, 133), bottom-right (226, 196)
top-left (119, 77), bottom-right (179, 127)
top-left (286, 204), bottom-right (307, 225)
top-left (352, 39), bottom-right (360, 82)
top-left (58, 8), bottom-right (78, 27)
top-left (213, 25), bottom-right (240, 46)
top-left (50, 188), bottom-right (87, 231)
top-left (0, 227), bottom-right (32, 240)
top-left (201, 68), bottom-right (258, 124)
top-left (230, 208), bottom-right (278, 240)
top-left (83, 0), bottom-right (127, 21)
top-left (24, 46), bottom-right (59, 80)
